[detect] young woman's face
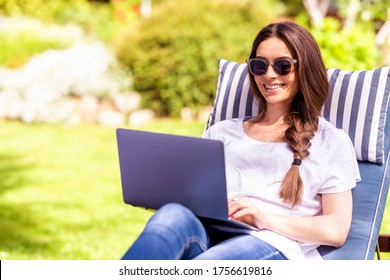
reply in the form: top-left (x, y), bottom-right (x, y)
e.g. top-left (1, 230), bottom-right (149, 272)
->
top-left (254, 37), bottom-right (299, 109)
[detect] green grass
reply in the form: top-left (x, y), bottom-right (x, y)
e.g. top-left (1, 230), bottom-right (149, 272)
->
top-left (0, 119), bottom-right (389, 260)
top-left (0, 119), bottom-right (205, 259)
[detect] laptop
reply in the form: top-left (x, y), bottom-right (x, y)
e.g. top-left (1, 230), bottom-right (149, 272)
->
top-left (116, 128), bottom-right (258, 232)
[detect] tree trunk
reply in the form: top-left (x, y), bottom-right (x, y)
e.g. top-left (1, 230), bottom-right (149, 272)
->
top-left (302, 0), bottom-right (330, 27)
top-left (376, 8), bottom-right (390, 66)
top-left (344, 0), bottom-right (360, 30)
top-left (141, 0), bottom-right (152, 18)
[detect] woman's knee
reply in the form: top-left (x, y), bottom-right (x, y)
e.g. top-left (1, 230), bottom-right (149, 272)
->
top-left (151, 203), bottom-right (195, 222)
top-left (143, 203), bottom-right (209, 258)
top-left (158, 203), bottom-right (194, 216)
top-left (146, 203), bottom-right (201, 233)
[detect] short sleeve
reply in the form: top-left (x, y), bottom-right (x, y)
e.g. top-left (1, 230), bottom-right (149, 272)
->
top-left (318, 129), bottom-right (361, 194)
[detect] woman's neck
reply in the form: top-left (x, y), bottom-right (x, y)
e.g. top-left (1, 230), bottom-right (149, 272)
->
top-left (255, 103), bottom-right (291, 125)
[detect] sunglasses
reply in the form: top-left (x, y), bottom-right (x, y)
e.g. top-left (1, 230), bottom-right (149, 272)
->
top-left (246, 57), bottom-right (297, 76)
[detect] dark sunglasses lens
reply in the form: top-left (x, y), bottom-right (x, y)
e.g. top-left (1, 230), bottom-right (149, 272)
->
top-left (250, 60), bottom-right (267, 75)
top-left (274, 59), bottom-right (292, 75)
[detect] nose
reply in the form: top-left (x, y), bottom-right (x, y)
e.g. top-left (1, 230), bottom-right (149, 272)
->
top-left (264, 63), bottom-right (278, 79)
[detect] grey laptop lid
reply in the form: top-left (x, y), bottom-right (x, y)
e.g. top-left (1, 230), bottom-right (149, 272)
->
top-left (116, 128), bottom-right (229, 220)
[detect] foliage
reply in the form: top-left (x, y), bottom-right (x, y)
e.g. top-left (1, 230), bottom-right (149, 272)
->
top-left (0, 17), bottom-right (84, 68)
top-left (0, 32), bottom-right (66, 69)
top-left (0, 0), bottom-right (86, 22)
top-left (297, 16), bottom-right (381, 70)
top-left (277, 0), bottom-right (305, 17)
top-left (0, 0), bottom-right (129, 43)
top-left (336, 0), bottom-right (389, 23)
top-left (0, 4), bottom-right (133, 125)
top-left (114, 0), bottom-right (284, 116)
top-left (0, 41), bottom-right (132, 124)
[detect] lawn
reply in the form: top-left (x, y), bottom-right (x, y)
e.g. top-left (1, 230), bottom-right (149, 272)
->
top-left (0, 119), bottom-right (389, 260)
top-left (0, 119), bottom-right (205, 259)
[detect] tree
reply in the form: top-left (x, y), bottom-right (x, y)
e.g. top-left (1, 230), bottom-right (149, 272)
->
top-left (302, 0), bottom-right (388, 30)
top-left (302, 0), bottom-right (390, 65)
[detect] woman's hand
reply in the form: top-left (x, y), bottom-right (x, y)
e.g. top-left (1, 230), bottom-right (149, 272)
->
top-left (228, 196), bottom-right (268, 229)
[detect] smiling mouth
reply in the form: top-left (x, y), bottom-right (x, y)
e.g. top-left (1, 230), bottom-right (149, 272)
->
top-left (264, 84), bottom-right (284, 90)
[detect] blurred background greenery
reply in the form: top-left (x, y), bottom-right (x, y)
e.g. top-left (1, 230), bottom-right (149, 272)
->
top-left (0, 0), bottom-right (389, 259)
top-left (0, 0), bottom-right (388, 117)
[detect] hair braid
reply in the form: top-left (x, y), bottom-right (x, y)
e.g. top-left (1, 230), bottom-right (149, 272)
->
top-left (279, 113), bottom-right (317, 207)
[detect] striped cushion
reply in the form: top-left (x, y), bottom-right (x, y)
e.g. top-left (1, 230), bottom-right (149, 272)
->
top-left (206, 59), bottom-right (390, 164)
top-left (206, 59), bottom-right (258, 128)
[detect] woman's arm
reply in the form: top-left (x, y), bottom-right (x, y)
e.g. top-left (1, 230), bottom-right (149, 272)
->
top-left (228, 190), bottom-right (353, 247)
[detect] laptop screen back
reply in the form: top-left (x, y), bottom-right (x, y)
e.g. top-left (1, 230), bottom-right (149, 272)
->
top-left (116, 128), bottom-right (229, 220)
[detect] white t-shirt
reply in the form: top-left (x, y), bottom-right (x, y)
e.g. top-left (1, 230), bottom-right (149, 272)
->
top-left (201, 117), bottom-right (361, 259)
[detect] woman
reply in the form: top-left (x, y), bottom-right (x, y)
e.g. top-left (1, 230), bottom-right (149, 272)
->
top-left (121, 21), bottom-right (360, 260)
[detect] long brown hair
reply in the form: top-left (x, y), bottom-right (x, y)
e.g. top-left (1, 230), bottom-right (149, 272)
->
top-left (248, 21), bottom-right (329, 207)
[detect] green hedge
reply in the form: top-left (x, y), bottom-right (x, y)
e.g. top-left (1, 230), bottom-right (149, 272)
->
top-left (115, 0), bottom-right (283, 116)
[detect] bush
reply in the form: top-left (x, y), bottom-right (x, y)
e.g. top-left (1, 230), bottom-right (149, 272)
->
top-left (0, 0), bottom-right (129, 43)
top-left (115, 0), bottom-right (283, 116)
top-left (0, 0), bottom-right (85, 22)
top-left (0, 32), bottom-right (66, 69)
top-left (0, 17), bottom-right (84, 68)
top-left (297, 16), bottom-right (381, 70)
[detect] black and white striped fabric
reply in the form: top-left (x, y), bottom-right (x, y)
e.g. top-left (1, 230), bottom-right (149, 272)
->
top-left (206, 59), bottom-right (390, 164)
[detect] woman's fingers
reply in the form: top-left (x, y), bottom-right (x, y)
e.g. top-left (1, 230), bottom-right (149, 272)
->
top-left (228, 196), bottom-right (252, 217)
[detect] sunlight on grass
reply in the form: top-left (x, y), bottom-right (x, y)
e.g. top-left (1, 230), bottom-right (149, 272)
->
top-left (0, 119), bottom-right (204, 259)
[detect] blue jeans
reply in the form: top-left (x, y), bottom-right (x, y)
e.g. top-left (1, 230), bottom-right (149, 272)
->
top-left (121, 203), bottom-right (287, 260)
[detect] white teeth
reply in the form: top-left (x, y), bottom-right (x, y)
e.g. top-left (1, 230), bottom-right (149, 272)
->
top-left (265, 84), bottom-right (283, 90)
